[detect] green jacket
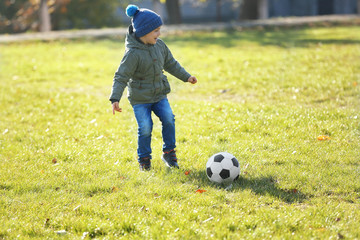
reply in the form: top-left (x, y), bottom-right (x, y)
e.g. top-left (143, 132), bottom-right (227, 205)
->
top-left (109, 26), bottom-right (191, 106)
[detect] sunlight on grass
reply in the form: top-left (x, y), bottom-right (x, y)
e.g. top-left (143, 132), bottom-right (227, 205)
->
top-left (0, 26), bottom-right (359, 239)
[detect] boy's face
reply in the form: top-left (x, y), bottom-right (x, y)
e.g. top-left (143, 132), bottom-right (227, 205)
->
top-left (140, 27), bottom-right (161, 45)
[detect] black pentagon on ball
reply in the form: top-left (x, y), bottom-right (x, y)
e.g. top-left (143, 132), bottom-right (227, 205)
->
top-left (214, 154), bottom-right (224, 162)
top-left (231, 157), bottom-right (239, 167)
top-left (206, 167), bottom-right (213, 178)
top-left (219, 169), bottom-right (230, 179)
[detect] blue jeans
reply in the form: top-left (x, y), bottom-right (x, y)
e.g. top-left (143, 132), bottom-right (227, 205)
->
top-left (132, 98), bottom-right (176, 161)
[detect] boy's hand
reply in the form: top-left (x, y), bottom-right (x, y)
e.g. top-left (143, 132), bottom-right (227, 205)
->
top-left (187, 76), bottom-right (197, 84)
top-left (112, 102), bottom-right (122, 115)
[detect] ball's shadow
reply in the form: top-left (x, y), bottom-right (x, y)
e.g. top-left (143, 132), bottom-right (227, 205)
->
top-left (188, 169), bottom-right (307, 204)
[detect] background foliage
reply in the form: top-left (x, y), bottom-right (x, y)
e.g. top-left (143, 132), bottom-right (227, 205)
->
top-left (0, 0), bottom-right (132, 33)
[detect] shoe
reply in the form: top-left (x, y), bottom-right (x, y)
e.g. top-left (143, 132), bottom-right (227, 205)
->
top-left (139, 157), bottom-right (151, 171)
top-left (162, 150), bottom-right (179, 168)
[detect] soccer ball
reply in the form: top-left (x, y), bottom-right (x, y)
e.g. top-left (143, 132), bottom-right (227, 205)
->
top-left (206, 152), bottom-right (240, 184)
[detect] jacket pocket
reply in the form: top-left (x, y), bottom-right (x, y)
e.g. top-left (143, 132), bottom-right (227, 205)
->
top-left (128, 80), bottom-right (154, 102)
top-left (162, 76), bottom-right (171, 95)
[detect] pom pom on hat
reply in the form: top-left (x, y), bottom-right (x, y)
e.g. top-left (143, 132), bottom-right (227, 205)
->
top-left (125, 4), bottom-right (163, 38)
top-left (126, 5), bottom-right (139, 18)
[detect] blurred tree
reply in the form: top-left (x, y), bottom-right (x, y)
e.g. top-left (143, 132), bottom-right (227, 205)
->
top-left (216, 0), bottom-right (222, 22)
top-left (0, 0), bottom-right (131, 33)
top-left (0, 0), bottom-right (36, 33)
top-left (258, 0), bottom-right (268, 19)
top-left (39, 0), bottom-right (51, 31)
top-left (239, 0), bottom-right (268, 20)
top-left (51, 0), bottom-right (124, 30)
top-left (164, 0), bottom-right (182, 24)
top-left (239, 0), bottom-right (257, 20)
top-left (358, 0), bottom-right (360, 14)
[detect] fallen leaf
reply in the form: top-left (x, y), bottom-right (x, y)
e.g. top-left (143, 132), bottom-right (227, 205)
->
top-left (317, 135), bottom-right (331, 141)
top-left (112, 186), bottom-right (119, 192)
top-left (52, 158), bottom-right (57, 164)
top-left (353, 81), bottom-right (358, 87)
top-left (184, 170), bottom-right (191, 175)
top-left (196, 189), bottom-right (207, 193)
top-left (285, 188), bottom-right (298, 194)
top-left (43, 218), bottom-right (50, 228)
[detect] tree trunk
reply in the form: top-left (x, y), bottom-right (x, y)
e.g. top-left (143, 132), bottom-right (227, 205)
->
top-left (39, 0), bottom-right (51, 32)
top-left (258, 0), bottom-right (268, 19)
top-left (240, 0), bottom-right (258, 20)
top-left (216, 0), bottom-right (222, 22)
top-left (165, 0), bottom-right (182, 24)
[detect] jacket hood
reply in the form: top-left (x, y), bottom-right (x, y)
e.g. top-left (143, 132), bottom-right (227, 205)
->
top-left (125, 25), bottom-right (149, 50)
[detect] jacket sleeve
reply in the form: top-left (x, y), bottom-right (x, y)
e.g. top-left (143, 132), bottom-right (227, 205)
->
top-left (109, 49), bottom-right (138, 102)
top-left (163, 44), bottom-right (191, 82)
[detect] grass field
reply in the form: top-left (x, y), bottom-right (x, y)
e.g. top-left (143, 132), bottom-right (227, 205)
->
top-left (0, 25), bottom-right (359, 239)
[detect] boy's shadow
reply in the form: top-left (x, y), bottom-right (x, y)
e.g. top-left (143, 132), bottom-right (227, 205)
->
top-left (188, 169), bottom-right (307, 204)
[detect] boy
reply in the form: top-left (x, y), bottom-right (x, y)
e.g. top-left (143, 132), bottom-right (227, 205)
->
top-left (109, 5), bottom-right (197, 171)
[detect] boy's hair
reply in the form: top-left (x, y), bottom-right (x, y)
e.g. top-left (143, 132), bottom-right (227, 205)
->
top-left (126, 4), bottom-right (163, 38)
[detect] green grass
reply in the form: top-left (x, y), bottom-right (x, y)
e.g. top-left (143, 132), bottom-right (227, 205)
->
top-left (0, 26), bottom-right (359, 239)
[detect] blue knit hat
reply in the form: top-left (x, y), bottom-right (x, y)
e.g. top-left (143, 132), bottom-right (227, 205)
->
top-left (126, 5), bottom-right (163, 38)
